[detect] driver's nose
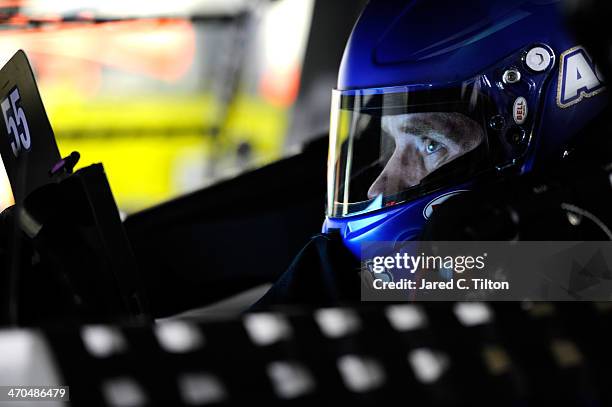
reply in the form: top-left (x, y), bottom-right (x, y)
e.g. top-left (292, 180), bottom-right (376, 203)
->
top-left (367, 145), bottom-right (421, 199)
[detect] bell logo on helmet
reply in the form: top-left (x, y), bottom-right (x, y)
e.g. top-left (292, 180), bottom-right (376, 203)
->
top-left (423, 190), bottom-right (469, 220)
top-left (557, 46), bottom-right (605, 108)
top-left (513, 97), bottom-right (527, 125)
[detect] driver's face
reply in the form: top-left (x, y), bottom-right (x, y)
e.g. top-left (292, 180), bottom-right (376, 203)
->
top-left (367, 112), bottom-right (484, 199)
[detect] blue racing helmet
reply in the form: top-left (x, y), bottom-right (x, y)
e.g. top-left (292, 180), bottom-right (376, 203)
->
top-left (323, 0), bottom-right (607, 257)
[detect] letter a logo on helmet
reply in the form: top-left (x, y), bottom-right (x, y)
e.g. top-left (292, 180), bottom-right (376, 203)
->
top-left (557, 46), bottom-right (605, 108)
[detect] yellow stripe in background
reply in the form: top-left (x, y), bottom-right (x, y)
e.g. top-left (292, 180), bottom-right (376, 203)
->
top-left (49, 92), bottom-right (289, 213)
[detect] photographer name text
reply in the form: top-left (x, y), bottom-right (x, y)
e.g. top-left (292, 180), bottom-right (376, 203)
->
top-left (373, 278), bottom-right (509, 291)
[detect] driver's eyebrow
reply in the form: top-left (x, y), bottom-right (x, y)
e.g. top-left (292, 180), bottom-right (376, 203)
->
top-left (400, 115), bottom-right (464, 144)
top-left (382, 113), bottom-right (483, 152)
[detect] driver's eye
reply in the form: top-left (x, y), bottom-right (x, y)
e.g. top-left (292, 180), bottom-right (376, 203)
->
top-left (424, 137), bottom-right (442, 154)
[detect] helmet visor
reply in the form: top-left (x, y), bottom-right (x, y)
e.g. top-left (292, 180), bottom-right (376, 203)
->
top-left (327, 79), bottom-right (498, 218)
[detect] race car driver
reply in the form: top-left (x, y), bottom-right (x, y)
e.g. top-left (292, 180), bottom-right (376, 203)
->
top-left (253, 0), bottom-right (612, 308)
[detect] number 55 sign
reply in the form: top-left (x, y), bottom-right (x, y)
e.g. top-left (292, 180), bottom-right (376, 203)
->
top-left (0, 50), bottom-right (60, 202)
top-left (1, 87), bottom-right (32, 157)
